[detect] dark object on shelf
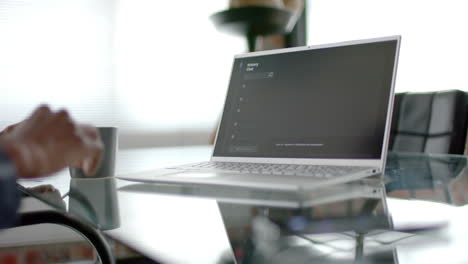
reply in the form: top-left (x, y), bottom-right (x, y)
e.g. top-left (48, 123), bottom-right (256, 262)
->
top-left (210, 6), bottom-right (296, 51)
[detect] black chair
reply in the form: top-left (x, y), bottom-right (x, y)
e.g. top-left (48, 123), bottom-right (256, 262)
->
top-left (4, 187), bottom-right (116, 264)
top-left (389, 90), bottom-right (468, 154)
top-left (16, 210), bottom-right (115, 264)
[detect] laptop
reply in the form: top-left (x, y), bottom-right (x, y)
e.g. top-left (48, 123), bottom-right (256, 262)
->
top-left (118, 35), bottom-right (401, 191)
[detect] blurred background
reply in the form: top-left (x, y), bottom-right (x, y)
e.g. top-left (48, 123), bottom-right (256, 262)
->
top-left (1, 0), bottom-right (466, 149)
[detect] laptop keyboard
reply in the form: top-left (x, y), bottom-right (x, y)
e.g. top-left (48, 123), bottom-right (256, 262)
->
top-left (171, 161), bottom-right (372, 178)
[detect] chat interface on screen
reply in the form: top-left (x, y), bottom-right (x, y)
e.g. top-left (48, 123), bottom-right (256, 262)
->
top-left (214, 40), bottom-right (397, 159)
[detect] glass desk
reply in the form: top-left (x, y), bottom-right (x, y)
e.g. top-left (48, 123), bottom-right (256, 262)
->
top-left (10, 146), bottom-right (468, 263)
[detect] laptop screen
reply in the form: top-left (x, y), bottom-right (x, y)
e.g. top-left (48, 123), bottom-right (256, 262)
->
top-left (213, 39), bottom-right (398, 159)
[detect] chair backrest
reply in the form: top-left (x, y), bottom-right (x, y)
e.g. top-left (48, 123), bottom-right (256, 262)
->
top-left (389, 90), bottom-right (468, 155)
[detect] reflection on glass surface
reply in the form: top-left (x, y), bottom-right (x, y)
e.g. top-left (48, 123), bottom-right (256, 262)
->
top-left (69, 177), bottom-right (120, 230)
top-left (118, 179), bottom-right (404, 263)
top-left (118, 180), bottom-right (382, 208)
top-left (385, 152), bottom-right (468, 205)
top-left (15, 149), bottom-right (468, 263)
top-left (18, 177), bottom-right (121, 231)
top-left (21, 184), bottom-right (67, 210)
top-left (216, 192), bottom-right (400, 264)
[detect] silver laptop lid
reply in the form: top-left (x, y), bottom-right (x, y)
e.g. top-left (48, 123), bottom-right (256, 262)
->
top-left (212, 36), bottom-right (401, 168)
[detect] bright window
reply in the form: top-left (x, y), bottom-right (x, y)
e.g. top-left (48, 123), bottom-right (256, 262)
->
top-left (307, 0), bottom-right (468, 93)
top-left (114, 1), bottom-right (245, 134)
top-left (0, 1), bottom-right (245, 147)
top-left (0, 0), bottom-right (116, 127)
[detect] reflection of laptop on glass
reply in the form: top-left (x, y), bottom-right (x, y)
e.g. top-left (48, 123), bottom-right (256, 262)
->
top-left (119, 181), bottom-right (383, 208)
top-left (118, 36), bottom-right (401, 191)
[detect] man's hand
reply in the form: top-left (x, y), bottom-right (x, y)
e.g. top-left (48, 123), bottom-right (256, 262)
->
top-left (0, 105), bottom-right (103, 178)
top-left (0, 122), bottom-right (20, 138)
